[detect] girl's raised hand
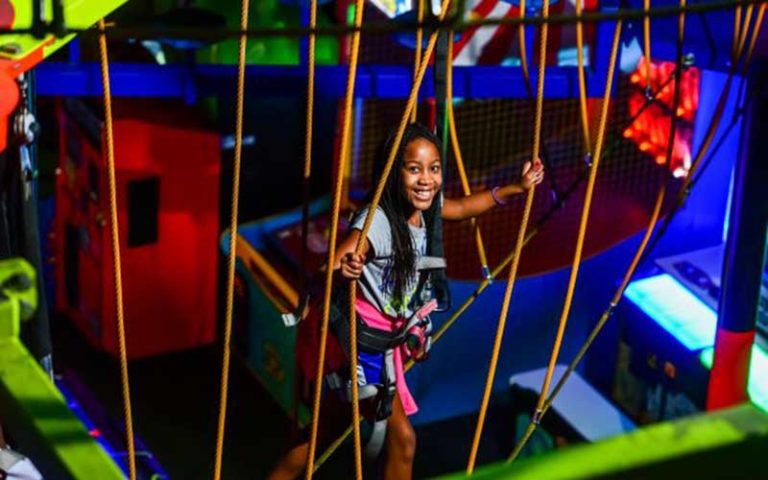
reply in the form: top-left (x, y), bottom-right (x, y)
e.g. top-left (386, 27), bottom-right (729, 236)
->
top-left (521, 158), bottom-right (544, 190)
top-left (339, 252), bottom-right (365, 280)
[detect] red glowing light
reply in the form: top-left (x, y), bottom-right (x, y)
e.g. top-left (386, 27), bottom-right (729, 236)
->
top-left (625, 58), bottom-right (700, 176)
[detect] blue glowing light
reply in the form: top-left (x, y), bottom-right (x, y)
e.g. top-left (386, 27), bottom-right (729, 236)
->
top-left (624, 274), bottom-right (718, 350)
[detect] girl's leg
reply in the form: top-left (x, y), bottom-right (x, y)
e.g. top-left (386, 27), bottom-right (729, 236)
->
top-left (382, 392), bottom-right (416, 480)
top-left (266, 442), bottom-right (309, 480)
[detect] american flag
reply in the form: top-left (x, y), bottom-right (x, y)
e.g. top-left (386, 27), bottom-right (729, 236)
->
top-left (453, 0), bottom-right (599, 66)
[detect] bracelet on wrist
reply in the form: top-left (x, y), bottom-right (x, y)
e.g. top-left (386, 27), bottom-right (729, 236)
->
top-left (491, 186), bottom-right (509, 206)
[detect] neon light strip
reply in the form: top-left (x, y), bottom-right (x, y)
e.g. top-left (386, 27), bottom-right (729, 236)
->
top-left (624, 274), bottom-right (717, 350)
top-left (624, 273), bottom-right (768, 412)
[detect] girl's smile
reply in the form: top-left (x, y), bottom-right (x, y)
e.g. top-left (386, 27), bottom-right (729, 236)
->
top-left (401, 138), bottom-right (442, 224)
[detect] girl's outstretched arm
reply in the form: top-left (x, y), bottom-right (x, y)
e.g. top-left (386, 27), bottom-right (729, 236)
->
top-left (442, 159), bottom-right (543, 221)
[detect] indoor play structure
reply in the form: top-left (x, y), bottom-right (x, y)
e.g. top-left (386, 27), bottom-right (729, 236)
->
top-left (1, 0), bottom-right (767, 479)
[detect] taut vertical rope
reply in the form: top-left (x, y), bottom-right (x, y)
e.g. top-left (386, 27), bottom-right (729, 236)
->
top-left (465, 0), bottom-right (553, 472)
top-left (97, 18), bottom-right (137, 480)
top-left (412, 0), bottom-right (425, 123)
top-left (508, 16), bottom-right (623, 465)
top-left (213, 0), bottom-right (249, 477)
top-left (446, 34), bottom-right (491, 280)
top-left (576, 0), bottom-right (592, 152)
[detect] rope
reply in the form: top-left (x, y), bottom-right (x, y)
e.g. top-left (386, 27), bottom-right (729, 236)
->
top-left (301, 0), bottom-right (335, 474)
top-left (506, 0), bottom-right (768, 461)
top-left (309, 0), bottom-right (368, 477)
top-left (518, 0), bottom-right (530, 94)
top-left (312, 71), bottom-right (676, 468)
top-left (508, 15), bottom-right (623, 465)
top-left (643, 0), bottom-right (652, 93)
top-left (576, 0), bottom-right (592, 153)
top-left (213, 0), bottom-right (249, 477)
top-left (412, 0), bottom-right (425, 123)
top-left (300, 0), bottom-right (319, 293)
top-left (733, 4), bottom-right (742, 61)
top-left (311, 52), bottom-right (688, 474)
top-left (446, 34), bottom-right (491, 280)
top-left (97, 19), bottom-right (137, 480)
top-left (347, 0), bottom-right (453, 470)
top-left (465, 0), bottom-right (553, 469)
top-left (649, 3), bottom-right (757, 253)
top-left (313, 3), bottom-right (758, 472)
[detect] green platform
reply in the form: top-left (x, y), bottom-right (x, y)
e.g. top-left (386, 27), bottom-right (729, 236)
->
top-left (441, 403), bottom-right (768, 479)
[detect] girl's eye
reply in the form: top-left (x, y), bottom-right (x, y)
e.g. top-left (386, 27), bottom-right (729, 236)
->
top-left (409, 167), bottom-right (420, 174)
top-left (431, 165), bottom-right (441, 173)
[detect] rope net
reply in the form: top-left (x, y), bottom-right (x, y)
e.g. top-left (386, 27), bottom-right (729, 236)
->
top-left (347, 78), bottom-right (693, 281)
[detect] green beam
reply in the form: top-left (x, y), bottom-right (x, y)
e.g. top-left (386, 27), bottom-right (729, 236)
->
top-left (441, 404), bottom-right (768, 479)
top-left (0, 259), bottom-right (123, 480)
top-left (2, 0), bottom-right (129, 62)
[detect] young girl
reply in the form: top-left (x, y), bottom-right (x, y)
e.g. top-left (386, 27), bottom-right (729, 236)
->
top-left (268, 123), bottom-right (543, 480)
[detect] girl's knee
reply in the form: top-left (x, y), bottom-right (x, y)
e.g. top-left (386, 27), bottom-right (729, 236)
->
top-left (390, 420), bottom-right (416, 461)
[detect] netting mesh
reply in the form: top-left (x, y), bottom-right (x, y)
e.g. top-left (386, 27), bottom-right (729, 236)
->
top-left (348, 72), bottom-right (685, 280)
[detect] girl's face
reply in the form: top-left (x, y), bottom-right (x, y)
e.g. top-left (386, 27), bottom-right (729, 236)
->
top-left (400, 137), bottom-right (442, 215)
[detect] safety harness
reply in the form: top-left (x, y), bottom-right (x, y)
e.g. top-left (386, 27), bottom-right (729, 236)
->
top-left (284, 204), bottom-right (450, 459)
top-left (325, 255), bottom-right (443, 459)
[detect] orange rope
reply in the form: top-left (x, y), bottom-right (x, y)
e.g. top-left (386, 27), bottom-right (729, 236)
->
top-left (518, 0), bottom-right (530, 90)
top-left (313, 0), bottom-right (453, 473)
top-left (733, 4), bottom-right (743, 61)
top-left (679, 4), bottom-right (756, 205)
top-left (302, 0), bottom-right (333, 474)
top-left (446, 34), bottom-right (491, 279)
top-left (508, 16), bottom-right (623, 466)
top-left (412, 0), bottom-right (425, 123)
top-left (336, 0), bottom-right (368, 477)
top-left (643, 0), bottom-right (652, 92)
top-left (736, 4), bottom-right (755, 62)
top-left (465, 0), bottom-right (552, 470)
top-left (97, 18), bottom-right (137, 480)
top-left (742, 3), bottom-right (766, 75)
top-left (537, 2), bottom-right (768, 437)
top-left (213, 0), bottom-right (249, 477)
top-left (576, 0), bottom-right (592, 152)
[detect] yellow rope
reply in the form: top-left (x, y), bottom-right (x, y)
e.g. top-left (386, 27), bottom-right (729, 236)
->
top-left (509, 2), bottom-right (689, 457)
top-left (508, 16), bottom-right (623, 466)
top-left (316, 220), bottom-right (548, 473)
top-left (518, 0), bottom-right (530, 89)
top-left (314, 3), bottom-right (765, 473)
top-left (304, 0), bottom-right (317, 184)
top-left (643, 0), bottom-right (652, 93)
top-left (742, 3), bottom-right (766, 74)
top-left (465, 0), bottom-right (553, 470)
top-left (302, 0), bottom-right (334, 475)
top-left (97, 19), bottom-right (137, 480)
top-left (576, 0), bottom-right (592, 152)
top-left (736, 4), bottom-right (755, 62)
top-left (213, 0), bottom-right (249, 477)
top-left (733, 4), bottom-right (742, 61)
top-left (446, 34), bottom-right (491, 279)
top-left (347, 0), bottom-right (452, 469)
top-left (538, 1), bottom-right (768, 439)
top-left (679, 4), bottom-right (756, 205)
top-left (324, 0), bottom-right (365, 480)
top-left (412, 0), bottom-right (425, 123)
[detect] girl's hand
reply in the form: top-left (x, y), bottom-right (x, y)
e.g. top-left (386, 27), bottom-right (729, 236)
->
top-left (521, 158), bottom-right (544, 190)
top-left (339, 252), bottom-right (365, 280)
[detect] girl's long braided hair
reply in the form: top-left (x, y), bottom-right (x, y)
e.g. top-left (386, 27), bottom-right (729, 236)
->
top-left (365, 122), bottom-right (442, 310)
